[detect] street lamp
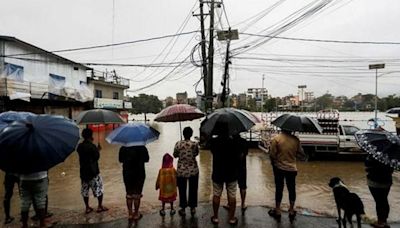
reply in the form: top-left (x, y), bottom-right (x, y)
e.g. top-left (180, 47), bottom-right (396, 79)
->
top-left (369, 63), bottom-right (385, 128)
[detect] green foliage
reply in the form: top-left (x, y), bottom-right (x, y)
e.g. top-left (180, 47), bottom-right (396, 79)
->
top-left (129, 93), bottom-right (163, 114)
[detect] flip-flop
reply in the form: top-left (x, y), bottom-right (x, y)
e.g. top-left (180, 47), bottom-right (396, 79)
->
top-left (241, 206), bottom-right (247, 214)
top-left (268, 209), bottom-right (281, 222)
top-left (211, 216), bottom-right (219, 225)
top-left (222, 205), bottom-right (230, 210)
top-left (229, 217), bottom-right (238, 225)
top-left (96, 206), bottom-right (109, 213)
top-left (133, 213), bottom-right (143, 221)
top-left (4, 217), bottom-right (14, 224)
top-left (85, 207), bottom-right (94, 214)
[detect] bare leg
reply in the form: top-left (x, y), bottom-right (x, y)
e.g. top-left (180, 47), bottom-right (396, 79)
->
top-left (212, 195), bottom-right (220, 219)
top-left (133, 197), bottom-right (141, 219)
top-left (126, 196), bottom-right (133, 219)
top-left (21, 211), bottom-right (29, 228)
top-left (37, 208), bottom-right (47, 228)
top-left (240, 189), bottom-right (246, 209)
top-left (83, 197), bottom-right (91, 211)
top-left (228, 196), bottom-right (236, 221)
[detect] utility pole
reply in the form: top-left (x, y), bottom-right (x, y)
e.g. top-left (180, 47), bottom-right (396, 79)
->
top-left (199, 1), bottom-right (208, 107)
top-left (261, 74), bottom-right (265, 113)
top-left (205, 0), bottom-right (215, 113)
top-left (220, 30), bottom-right (231, 107)
top-left (369, 63), bottom-right (385, 128)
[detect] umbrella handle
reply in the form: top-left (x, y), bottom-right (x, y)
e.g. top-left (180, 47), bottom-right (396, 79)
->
top-left (180, 122), bottom-right (182, 140)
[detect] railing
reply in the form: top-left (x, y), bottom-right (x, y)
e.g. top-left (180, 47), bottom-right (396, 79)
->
top-left (88, 70), bottom-right (130, 87)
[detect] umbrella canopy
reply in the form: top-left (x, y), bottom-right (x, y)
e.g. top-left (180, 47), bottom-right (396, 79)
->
top-left (386, 107), bottom-right (400, 114)
top-left (0, 111), bottom-right (36, 123)
top-left (154, 104), bottom-right (205, 122)
top-left (75, 109), bottom-right (125, 124)
top-left (200, 108), bottom-right (256, 136)
top-left (355, 129), bottom-right (400, 170)
top-left (106, 123), bottom-right (160, 147)
top-left (236, 109), bottom-right (261, 124)
top-left (271, 113), bottom-right (323, 133)
top-left (0, 115), bottom-right (80, 173)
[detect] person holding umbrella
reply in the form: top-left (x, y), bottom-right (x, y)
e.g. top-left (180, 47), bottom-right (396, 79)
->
top-left (173, 127), bottom-right (199, 217)
top-left (209, 122), bottom-right (241, 225)
top-left (268, 129), bottom-right (306, 223)
top-left (119, 145), bottom-right (149, 222)
top-left (356, 128), bottom-right (395, 228)
top-left (76, 128), bottom-right (108, 214)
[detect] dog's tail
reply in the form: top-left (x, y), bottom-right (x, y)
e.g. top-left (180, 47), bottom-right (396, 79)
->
top-left (361, 214), bottom-right (376, 224)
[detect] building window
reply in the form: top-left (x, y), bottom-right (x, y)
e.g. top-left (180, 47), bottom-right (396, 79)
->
top-left (3, 62), bottom-right (24, 81)
top-left (95, 89), bottom-right (102, 98)
top-left (113, 92), bottom-right (119, 99)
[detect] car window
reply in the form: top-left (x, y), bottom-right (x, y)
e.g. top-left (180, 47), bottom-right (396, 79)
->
top-left (343, 126), bottom-right (359, 136)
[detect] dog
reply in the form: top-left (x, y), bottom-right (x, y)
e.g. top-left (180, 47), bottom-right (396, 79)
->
top-left (328, 177), bottom-right (365, 228)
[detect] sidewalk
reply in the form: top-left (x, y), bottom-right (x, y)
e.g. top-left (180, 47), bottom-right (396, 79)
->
top-left (55, 205), bottom-right (400, 228)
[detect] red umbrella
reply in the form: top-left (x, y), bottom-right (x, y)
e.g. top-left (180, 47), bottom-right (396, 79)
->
top-left (154, 104), bottom-right (205, 139)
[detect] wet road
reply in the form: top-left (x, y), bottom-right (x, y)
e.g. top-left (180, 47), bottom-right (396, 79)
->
top-left (0, 113), bottom-right (399, 223)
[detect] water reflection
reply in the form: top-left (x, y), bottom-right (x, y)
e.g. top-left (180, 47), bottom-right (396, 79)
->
top-left (0, 115), bottom-right (399, 222)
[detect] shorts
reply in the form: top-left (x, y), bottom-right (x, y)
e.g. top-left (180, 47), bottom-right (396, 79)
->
top-left (213, 181), bottom-right (237, 199)
top-left (123, 172), bottom-right (145, 198)
top-left (81, 175), bottom-right (104, 198)
top-left (19, 178), bottom-right (48, 212)
top-left (238, 169), bottom-right (247, 190)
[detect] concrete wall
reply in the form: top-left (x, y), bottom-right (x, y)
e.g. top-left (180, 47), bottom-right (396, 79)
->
top-left (89, 83), bottom-right (124, 99)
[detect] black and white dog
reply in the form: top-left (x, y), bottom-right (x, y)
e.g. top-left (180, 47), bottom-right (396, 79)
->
top-left (328, 177), bottom-right (365, 228)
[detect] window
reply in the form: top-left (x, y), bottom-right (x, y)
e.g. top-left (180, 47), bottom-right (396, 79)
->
top-left (343, 126), bottom-right (360, 136)
top-left (113, 92), bottom-right (119, 99)
top-left (95, 89), bottom-right (102, 98)
top-left (3, 62), bottom-right (24, 81)
top-left (49, 74), bottom-right (66, 95)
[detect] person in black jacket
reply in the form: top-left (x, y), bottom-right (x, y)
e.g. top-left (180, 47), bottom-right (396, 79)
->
top-left (209, 122), bottom-right (241, 225)
top-left (365, 154), bottom-right (393, 228)
top-left (119, 145), bottom-right (149, 221)
top-left (76, 128), bottom-right (108, 214)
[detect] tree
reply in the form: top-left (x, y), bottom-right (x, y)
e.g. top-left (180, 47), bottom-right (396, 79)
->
top-left (129, 94), bottom-right (163, 121)
top-left (315, 93), bottom-right (334, 110)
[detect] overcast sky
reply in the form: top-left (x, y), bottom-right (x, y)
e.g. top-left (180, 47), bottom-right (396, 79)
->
top-left (1, 0), bottom-right (400, 99)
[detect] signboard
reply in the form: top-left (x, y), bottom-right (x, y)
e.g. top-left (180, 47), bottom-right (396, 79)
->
top-left (94, 98), bottom-right (123, 109)
top-left (124, 101), bottom-right (132, 109)
top-left (369, 64), bottom-right (385, 69)
top-left (217, 29), bottom-right (239, 41)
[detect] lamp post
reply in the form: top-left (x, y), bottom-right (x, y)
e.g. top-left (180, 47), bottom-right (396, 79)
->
top-left (369, 63), bottom-right (385, 128)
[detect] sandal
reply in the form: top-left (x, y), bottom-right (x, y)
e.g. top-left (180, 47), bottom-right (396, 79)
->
top-left (289, 210), bottom-right (297, 223)
top-left (159, 209), bottom-right (166, 216)
top-left (229, 217), bottom-right (238, 225)
top-left (211, 216), bottom-right (219, 225)
top-left (190, 208), bottom-right (196, 216)
top-left (178, 208), bottom-right (186, 216)
top-left (96, 206), bottom-right (109, 213)
top-left (268, 209), bottom-right (281, 222)
top-left (4, 217), bottom-right (14, 224)
top-left (370, 223), bottom-right (390, 228)
top-left (241, 206), bottom-right (247, 215)
top-left (133, 213), bottom-right (143, 221)
top-left (170, 209), bottom-right (176, 215)
top-left (223, 205), bottom-right (230, 210)
top-left (85, 207), bottom-right (94, 214)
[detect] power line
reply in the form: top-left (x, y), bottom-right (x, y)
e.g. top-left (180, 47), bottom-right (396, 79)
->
top-left (241, 32), bottom-right (400, 45)
top-left (2, 31), bottom-right (200, 57)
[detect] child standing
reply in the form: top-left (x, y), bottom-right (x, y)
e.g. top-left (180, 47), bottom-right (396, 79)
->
top-left (156, 153), bottom-right (177, 216)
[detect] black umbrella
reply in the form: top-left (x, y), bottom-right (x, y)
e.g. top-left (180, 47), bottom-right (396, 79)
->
top-left (355, 129), bottom-right (400, 170)
top-left (75, 109), bottom-right (125, 124)
top-left (200, 108), bottom-right (256, 136)
top-left (271, 113), bottom-right (323, 133)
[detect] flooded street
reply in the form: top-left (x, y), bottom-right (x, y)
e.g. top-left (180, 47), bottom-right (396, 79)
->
top-left (1, 112), bottom-right (400, 222)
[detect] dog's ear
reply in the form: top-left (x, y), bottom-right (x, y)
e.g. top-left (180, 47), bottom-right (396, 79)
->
top-left (328, 177), bottom-right (340, 188)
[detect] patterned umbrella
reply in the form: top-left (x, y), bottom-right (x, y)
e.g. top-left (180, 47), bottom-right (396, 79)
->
top-left (355, 129), bottom-right (400, 171)
top-left (154, 104), bottom-right (205, 140)
top-left (154, 104), bottom-right (205, 122)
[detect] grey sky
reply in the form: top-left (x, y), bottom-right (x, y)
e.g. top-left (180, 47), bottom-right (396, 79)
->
top-left (1, 0), bottom-right (400, 99)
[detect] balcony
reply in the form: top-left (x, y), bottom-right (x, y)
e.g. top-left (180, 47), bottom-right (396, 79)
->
top-left (0, 78), bottom-right (48, 99)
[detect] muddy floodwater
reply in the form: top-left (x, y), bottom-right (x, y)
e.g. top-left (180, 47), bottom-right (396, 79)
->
top-left (0, 112), bottom-right (399, 222)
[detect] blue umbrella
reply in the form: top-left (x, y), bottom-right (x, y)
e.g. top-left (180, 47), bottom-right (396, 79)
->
top-left (106, 123), bottom-right (160, 147)
top-left (0, 115), bottom-right (80, 173)
top-left (0, 111), bottom-right (36, 131)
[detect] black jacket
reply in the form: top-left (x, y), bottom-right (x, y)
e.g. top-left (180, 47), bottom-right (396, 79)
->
top-left (365, 155), bottom-right (393, 185)
top-left (77, 140), bottom-right (100, 181)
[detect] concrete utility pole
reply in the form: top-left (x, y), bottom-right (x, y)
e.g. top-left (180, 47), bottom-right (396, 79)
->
top-left (205, 0), bottom-right (215, 113)
top-left (261, 74), bottom-right (265, 113)
top-left (199, 1), bottom-right (208, 103)
top-left (220, 31), bottom-right (231, 108)
top-left (369, 63), bottom-right (385, 128)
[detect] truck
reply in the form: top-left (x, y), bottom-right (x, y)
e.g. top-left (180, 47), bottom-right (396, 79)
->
top-left (298, 110), bottom-right (362, 157)
top-left (259, 110), bottom-right (363, 157)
